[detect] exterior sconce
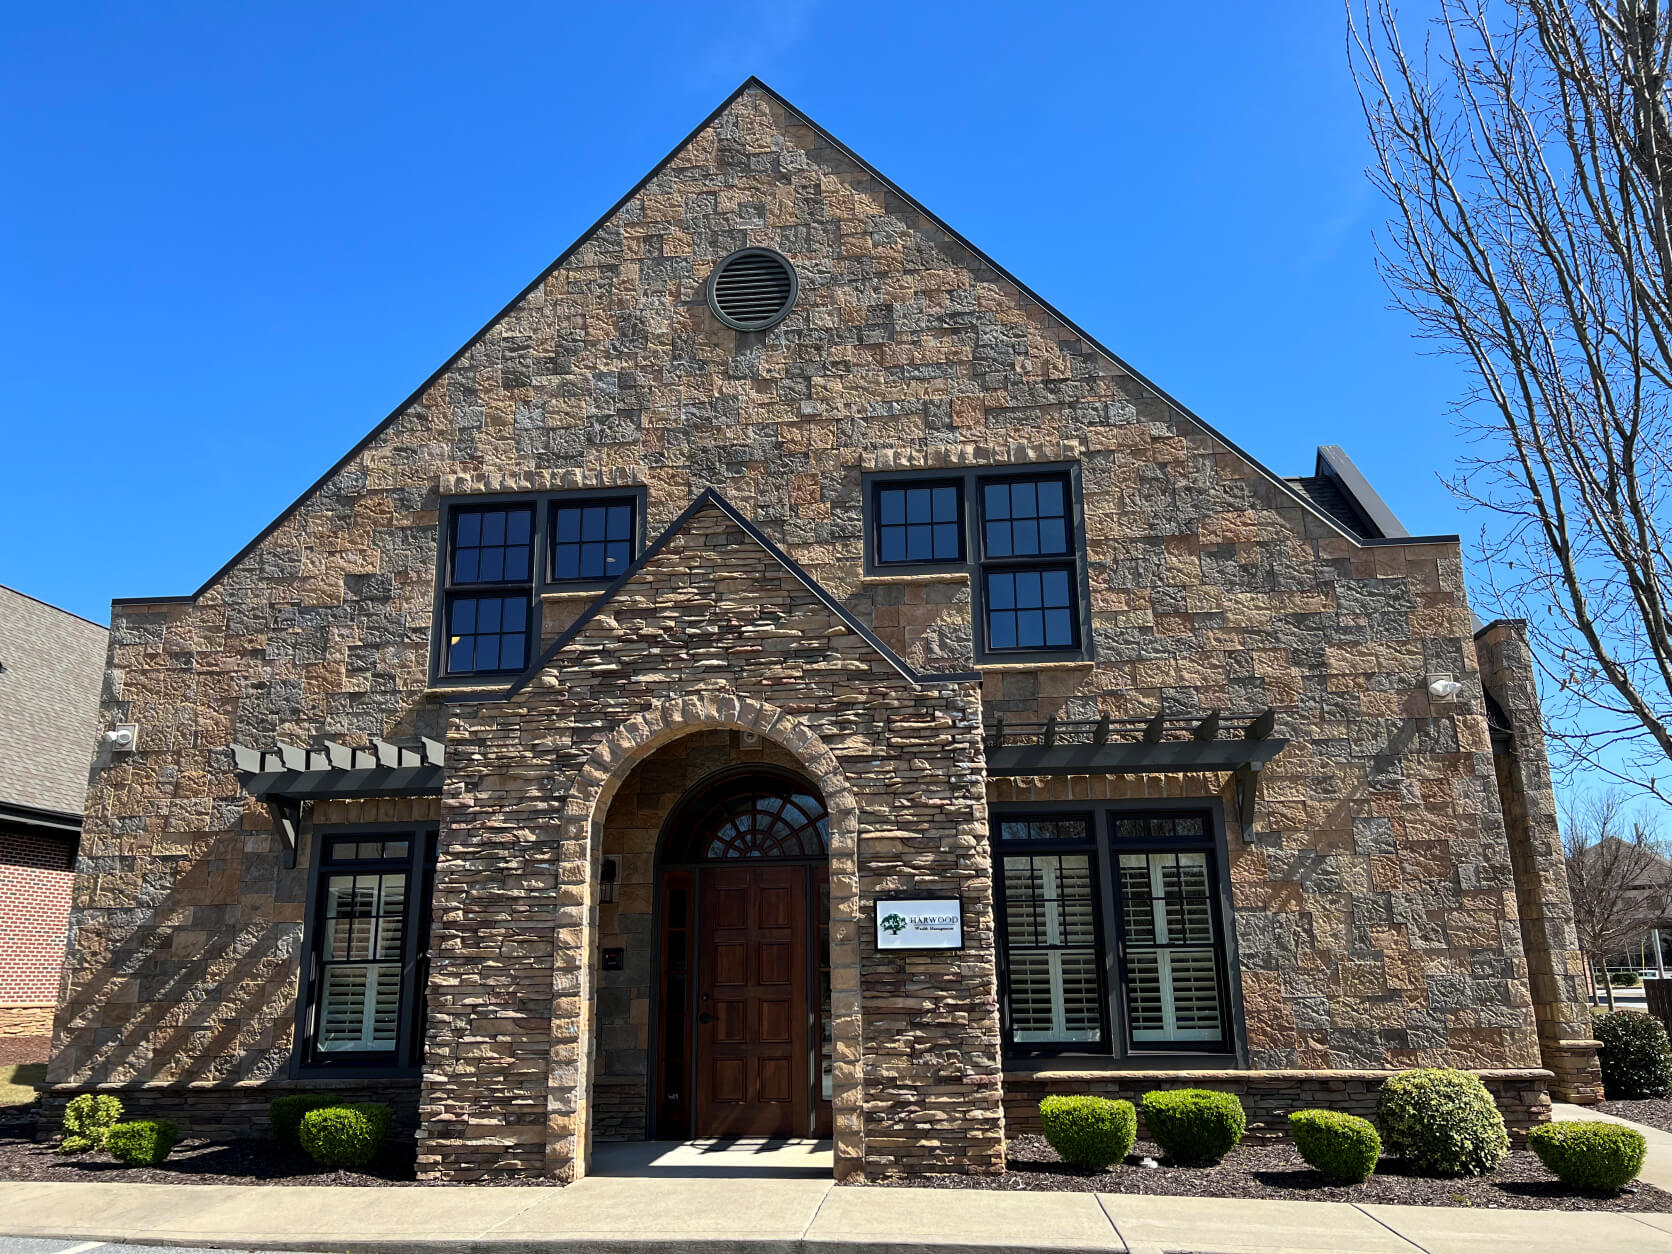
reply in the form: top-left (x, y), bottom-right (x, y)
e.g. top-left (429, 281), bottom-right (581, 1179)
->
top-left (102, 725), bottom-right (138, 753)
top-left (1427, 675), bottom-right (1465, 702)
top-left (600, 856), bottom-right (618, 904)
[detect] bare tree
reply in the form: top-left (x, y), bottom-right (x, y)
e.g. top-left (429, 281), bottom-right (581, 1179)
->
top-left (1563, 789), bottom-right (1672, 1004)
top-left (1351, 0), bottom-right (1672, 800)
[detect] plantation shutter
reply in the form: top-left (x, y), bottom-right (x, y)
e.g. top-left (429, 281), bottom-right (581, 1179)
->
top-left (317, 870), bottom-right (407, 1053)
top-left (1119, 851), bottom-right (1223, 1043)
top-left (1002, 853), bottom-right (1101, 1042)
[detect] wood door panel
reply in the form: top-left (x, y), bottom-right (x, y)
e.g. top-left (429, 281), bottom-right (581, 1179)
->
top-left (713, 942), bottom-right (748, 986)
top-left (712, 1058), bottom-right (746, 1103)
top-left (696, 864), bottom-right (809, 1137)
top-left (758, 942), bottom-right (792, 985)
top-left (759, 998), bottom-right (792, 1042)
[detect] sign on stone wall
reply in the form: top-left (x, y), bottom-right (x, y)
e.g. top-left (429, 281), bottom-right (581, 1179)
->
top-left (875, 898), bottom-right (963, 950)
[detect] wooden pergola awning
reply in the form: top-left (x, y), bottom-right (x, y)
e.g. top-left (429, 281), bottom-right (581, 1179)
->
top-left (231, 738), bottom-right (445, 868)
top-left (982, 709), bottom-right (1286, 828)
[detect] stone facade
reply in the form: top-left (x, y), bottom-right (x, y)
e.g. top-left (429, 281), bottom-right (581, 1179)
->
top-left (47, 79), bottom-right (1593, 1180)
top-left (428, 503), bottom-right (1000, 1181)
top-left (1474, 620), bottom-right (1604, 1102)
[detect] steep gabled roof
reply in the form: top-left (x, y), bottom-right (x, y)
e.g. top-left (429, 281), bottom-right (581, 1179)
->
top-left (484, 488), bottom-right (977, 700)
top-left (116, 77), bottom-right (1445, 608)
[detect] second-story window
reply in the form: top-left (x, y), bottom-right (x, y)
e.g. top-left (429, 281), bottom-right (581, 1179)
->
top-left (979, 473), bottom-right (1079, 652)
top-left (444, 505), bottom-right (534, 676)
top-left (434, 488), bottom-right (647, 683)
top-left (551, 498), bottom-right (636, 582)
top-left (874, 480), bottom-right (964, 565)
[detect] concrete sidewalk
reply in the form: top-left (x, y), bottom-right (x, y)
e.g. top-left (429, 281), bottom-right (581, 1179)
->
top-left (0, 1175), bottom-right (1670, 1254)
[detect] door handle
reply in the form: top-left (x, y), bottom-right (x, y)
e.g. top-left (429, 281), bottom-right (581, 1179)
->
top-left (698, 1012), bottom-right (715, 1024)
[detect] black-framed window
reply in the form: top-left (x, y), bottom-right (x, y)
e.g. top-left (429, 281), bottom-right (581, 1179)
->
top-left (979, 472), bottom-right (1080, 653)
top-left (443, 505), bottom-right (534, 677)
top-left (996, 816), bottom-right (1104, 1047)
top-left (992, 805), bottom-right (1235, 1060)
top-left (860, 463), bottom-right (1092, 664)
top-left (296, 829), bottom-right (435, 1072)
top-left (874, 480), bottom-right (964, 565)
top-left (550, 497), bottom-right (636, 582)
top-left (432, 487), bottom-right (647, 683)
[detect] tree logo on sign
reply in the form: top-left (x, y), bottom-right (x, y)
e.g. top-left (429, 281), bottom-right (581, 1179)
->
top-left (881, 912), bottom-right (907, 936)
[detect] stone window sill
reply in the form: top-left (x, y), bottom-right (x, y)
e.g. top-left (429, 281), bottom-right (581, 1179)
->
top-left (860, 570), bottom-right (970, 585)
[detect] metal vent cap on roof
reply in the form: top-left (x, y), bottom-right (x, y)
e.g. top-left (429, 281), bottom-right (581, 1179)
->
top-left (706, 248), bottom-right (798, 331)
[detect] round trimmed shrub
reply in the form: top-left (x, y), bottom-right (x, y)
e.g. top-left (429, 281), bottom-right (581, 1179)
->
top-left (1527, 1121), bottom-right (1646, 1192)
top-left (1039, 1095), bottom-right (1137, 1169)
top-left (1595, 1009), bottom-right (1672, 1100)
top-left (268, 1093), bottom-right (336, 1154)
top-left (106, 1119), bottom-right (181, 1167)
top-left (58, 1093), bottom-right (124, 1154)
top-left (1375, 1069), bottom-right (1508, 1177)
top-left (1610, 969), bottom-right (1643, 988)
top-left (1140, 1089), bottom-right (1246, 1165)
top-left (1289, 1109), bottom-right (1381, 1184)
top-left (298, 1102), bottom-right (393, 1170)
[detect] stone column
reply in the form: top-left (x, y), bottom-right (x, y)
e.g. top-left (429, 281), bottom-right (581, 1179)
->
top-left (1475, 620), bottom-right (1604, 1103)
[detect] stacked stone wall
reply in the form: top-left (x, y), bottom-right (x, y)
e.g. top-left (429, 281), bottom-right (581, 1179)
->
top-left (38, 1076), bottom-right (420, 1141)
top-left (1003, 1067), bottom-right (1553, 1143)
top-left (431, 505), bottom-right (999, 1181)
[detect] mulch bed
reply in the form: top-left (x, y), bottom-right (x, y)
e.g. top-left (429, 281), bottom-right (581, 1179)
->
top-left (858, 1134), bottom-right (1672, 1212)
top-left (0, 1117), bottom-right (434, 1187)
top-left (1598, 1098), bottom-right (1672, 1135)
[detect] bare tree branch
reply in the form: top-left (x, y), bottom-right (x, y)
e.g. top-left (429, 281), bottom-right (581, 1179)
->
top-left (1351, 0), bottom-right (1672, 796)
top-left (1562, 789), bottom-right (1672, 1003)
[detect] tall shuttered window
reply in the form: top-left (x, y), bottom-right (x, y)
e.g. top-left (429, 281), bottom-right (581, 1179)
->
top-left (1118, 849), bottom-right (1224, 1044)
top-left (993, 808), bottom-right (1232, 1057)
top-left (301, 832), bottom-right (434, 1070)
top-left (995, 817), bottom-right (1105, 1048)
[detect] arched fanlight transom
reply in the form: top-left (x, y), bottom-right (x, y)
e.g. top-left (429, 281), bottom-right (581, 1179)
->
top-left (674, 778), bottom-right (830, 861)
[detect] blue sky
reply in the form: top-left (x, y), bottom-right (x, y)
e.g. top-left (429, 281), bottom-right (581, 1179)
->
top-left (0, 1), bottom-right (1460, 625)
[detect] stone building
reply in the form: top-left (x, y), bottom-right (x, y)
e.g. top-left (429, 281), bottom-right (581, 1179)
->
top-left (48, 79), bottom-right (1601, 1182)
top-left (0, 585), bottom-right (106, 1064)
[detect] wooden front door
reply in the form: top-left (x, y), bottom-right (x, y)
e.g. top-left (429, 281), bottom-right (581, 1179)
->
top-left (696, 864), bottom-right (808, 1136)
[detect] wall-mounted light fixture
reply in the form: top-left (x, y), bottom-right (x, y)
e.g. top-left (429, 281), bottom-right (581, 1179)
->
top-left (1427, 675), bottom-right (1465, 702)
top-left (600, 856), bottom-right (618, 904)
top-left (102, 724), bottom-right (138, 753)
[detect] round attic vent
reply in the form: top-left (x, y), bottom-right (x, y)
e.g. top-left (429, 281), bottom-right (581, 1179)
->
top-left (706, 248), bottom-right (798, 331)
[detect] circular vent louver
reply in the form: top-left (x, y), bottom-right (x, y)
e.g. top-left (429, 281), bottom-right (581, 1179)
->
top-left (706, 248), bottom-right (798, 332)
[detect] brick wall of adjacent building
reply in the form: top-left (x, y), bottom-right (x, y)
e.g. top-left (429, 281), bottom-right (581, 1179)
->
top-left (50, 82), bottom-right (1569, 1172)
top-left (0, 829), bottom-right (75, 1062)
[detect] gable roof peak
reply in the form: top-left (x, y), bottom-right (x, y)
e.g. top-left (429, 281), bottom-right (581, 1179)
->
top-left (498, 486), bottom-right (976, 698)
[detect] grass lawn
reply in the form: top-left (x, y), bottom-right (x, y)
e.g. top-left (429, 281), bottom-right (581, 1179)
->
top-left (0, 1064), bottom-right (44, 1111)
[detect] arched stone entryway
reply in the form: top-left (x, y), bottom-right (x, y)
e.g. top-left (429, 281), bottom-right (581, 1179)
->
top-left (549, 693), bottom-right (863, 1182)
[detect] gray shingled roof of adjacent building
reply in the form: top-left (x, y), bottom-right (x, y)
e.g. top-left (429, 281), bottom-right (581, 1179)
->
top-left (0, 585), bottom-right (108, 820)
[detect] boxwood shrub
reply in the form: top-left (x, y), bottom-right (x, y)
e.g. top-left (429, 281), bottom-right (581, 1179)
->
top-left (298, 1103), bottom-right (393, 1169)
top-left (1039, 1095), bottom-right (1137, 1169)
top-left (1375, 1069), bottom-right (1508, 1176)
top-left (57, 1093), bottom-right (124, 1154)
top-left (1595, 1009), bottom-right (1672, 1100)
top-left (1289, 1109), bottom-right (1381, 1184)
top-left (105, 1119), bottom-right (181, 1167)
top-left (1139, 1089), bottom-right (1246, 1165)
top-left (268, 1093), bottom-right (337, 1154)
top-left (1527, 1121), bottom-right (1646, 1192)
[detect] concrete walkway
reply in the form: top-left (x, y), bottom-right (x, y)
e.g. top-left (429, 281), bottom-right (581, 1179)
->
top-left (0, 1173), bottom-right (1669, 1254)
top-left (1555, 1100), bottom-right (1672, 1193)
